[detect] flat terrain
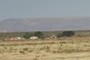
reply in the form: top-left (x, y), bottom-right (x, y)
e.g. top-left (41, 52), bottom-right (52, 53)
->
top-left (0, 37), bottom-right (90, 60)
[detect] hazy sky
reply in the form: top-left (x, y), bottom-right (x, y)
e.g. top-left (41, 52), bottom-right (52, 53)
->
top-left (0, 0), bottom-right (90, 20)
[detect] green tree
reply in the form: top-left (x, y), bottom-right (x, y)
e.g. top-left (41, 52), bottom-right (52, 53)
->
top-left (34, 31), bottom-right (44, 39)
top-left (62, 31), bottom-right (75, 37)
top-left (56, 33), bottom-right (63, 38)
top-left (23, 33), bottom-right (33, 39)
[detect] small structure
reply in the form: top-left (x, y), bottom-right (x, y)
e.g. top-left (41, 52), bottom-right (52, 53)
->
top-left (50, 35), bottom-right (57, 39)
top-left (30, 36), bottom-right (38, 40)
top-left (46, 38), bottom-right (50, 40)
top-left (15, 37), bottom-right (23, 40)
top-left (4, 37), bottom-right (24, 41)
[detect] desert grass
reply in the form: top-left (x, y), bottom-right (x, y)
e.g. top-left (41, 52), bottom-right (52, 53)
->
top-left (0, 37), bottom-right (90, 60)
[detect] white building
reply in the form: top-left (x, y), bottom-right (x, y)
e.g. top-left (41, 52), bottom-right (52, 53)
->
top-left (30, 36), bottom-right (38, 40)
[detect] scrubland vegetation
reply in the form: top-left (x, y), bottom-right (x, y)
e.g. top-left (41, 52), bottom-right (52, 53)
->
top-left (0, 31), bottom-right (90, 60)
top-left (0, 37), bottom-right (90, 60)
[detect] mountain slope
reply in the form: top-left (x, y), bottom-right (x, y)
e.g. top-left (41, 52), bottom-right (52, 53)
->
top-left (0, 17), bottom-right (90, 32)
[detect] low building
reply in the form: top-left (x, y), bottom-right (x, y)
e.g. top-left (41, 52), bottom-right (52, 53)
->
top-left (15, 37), bottom-right (22, 40)
top-left (30, 36), bottom-right (38, 40)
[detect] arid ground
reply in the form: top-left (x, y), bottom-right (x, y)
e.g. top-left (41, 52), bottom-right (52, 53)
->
top-left (0, 37), bottom-right (90, 60)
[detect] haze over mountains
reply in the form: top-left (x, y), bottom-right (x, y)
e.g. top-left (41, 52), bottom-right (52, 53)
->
top-left (0, 17), bottom-right (90, 32)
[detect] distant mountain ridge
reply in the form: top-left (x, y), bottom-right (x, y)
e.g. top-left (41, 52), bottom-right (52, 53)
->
top-left (0, 17), bottom-right (90, 32)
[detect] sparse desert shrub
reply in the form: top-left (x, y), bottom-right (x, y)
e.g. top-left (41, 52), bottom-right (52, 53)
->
top-left (23, 47), bottom-right (28, 51)
top-left (29, 49), bottom-right (33, 52)
top-left (4, 47), bottom-right (7, 49)
top-left (52, 50), bottom-right (62, 53)
top-left (59, 41), bottom-right (67, 44)
top-left (19, 50), bottom-right (26, 54)
top-left (45, 46), bottom-right (50, 49)
top-left (33, 58), bottom-right (38, 60)
top-left (56, 33), bottom-right (63, 38)
top-left (62, 31), bottom-right (75, 37)
top-left (0, 50), bottom-right (2, 53)
top-left (8, 47), bottom-right (13, 53)
top-left (39, 46), bottom-right (50, 51)
top-left (46, 48), bottom-right (51, 52)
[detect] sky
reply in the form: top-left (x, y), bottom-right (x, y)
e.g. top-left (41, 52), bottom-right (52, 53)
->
top-left (0, 0), bottom-right (90, 20)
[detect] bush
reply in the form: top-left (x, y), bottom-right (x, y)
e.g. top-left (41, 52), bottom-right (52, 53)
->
top-left (56, 33), bottom-right (63, 38)
top-left (34, 31), bottom-right (44, 39)
top-left (62, 31), bottom-right (75, 37)
top-left (23, 33), bottom-right (33, 39)
top-left (19, 50), bottom-right (26, 54)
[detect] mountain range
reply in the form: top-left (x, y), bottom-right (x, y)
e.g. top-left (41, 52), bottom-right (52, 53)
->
top-left (0, 17), bottom-right (90, 32)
